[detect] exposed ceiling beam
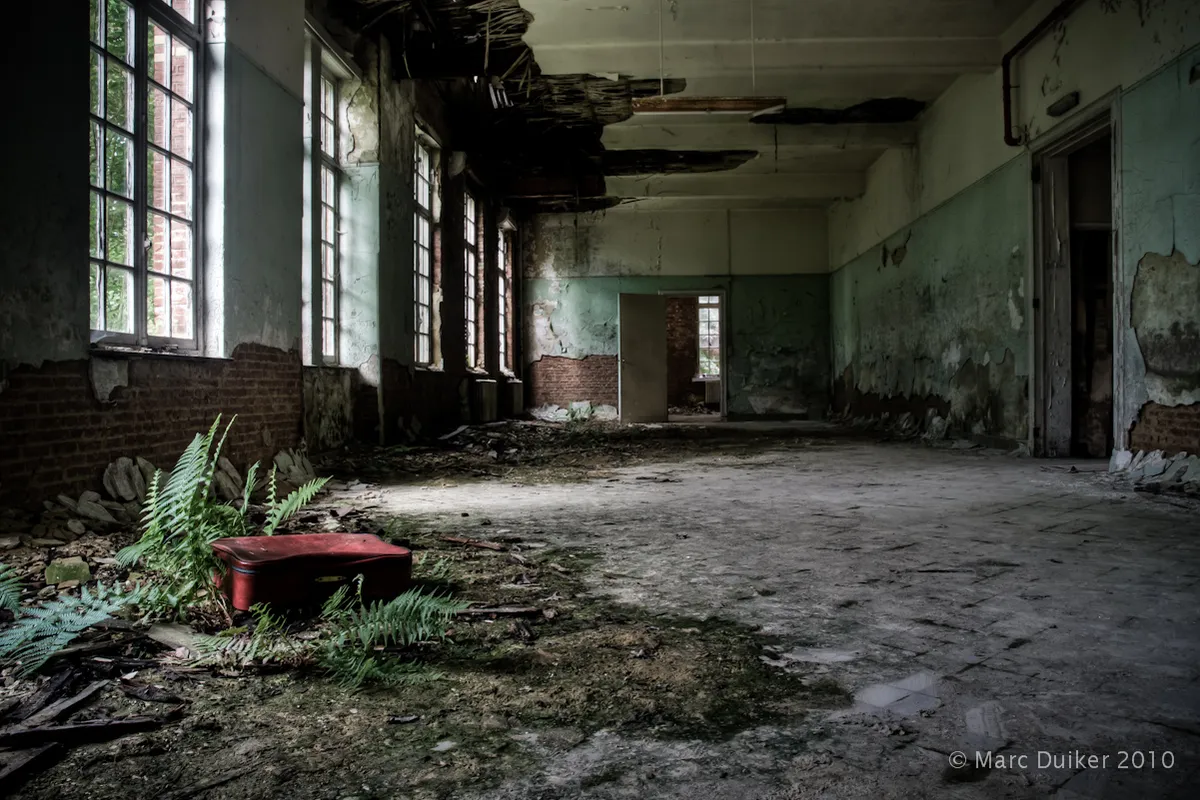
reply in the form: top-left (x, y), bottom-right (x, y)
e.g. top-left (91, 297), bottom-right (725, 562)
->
top-left (605, 173), bottom-right (865, 201)
top-left (531, 38), bottom-right (1001, 78)
top-left (602, 122), bottom-right (917, 150)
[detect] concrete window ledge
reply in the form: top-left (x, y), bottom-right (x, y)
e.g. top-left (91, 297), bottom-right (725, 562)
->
top-left (89, 345), bottom-right (231, 365)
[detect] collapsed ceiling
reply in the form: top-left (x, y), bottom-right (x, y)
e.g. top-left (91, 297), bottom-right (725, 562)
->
top-left (332, 0), bottom-right (1037, 212)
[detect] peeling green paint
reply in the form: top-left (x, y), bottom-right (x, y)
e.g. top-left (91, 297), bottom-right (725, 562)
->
top-left (830, 156), bottom-right (1031, 441)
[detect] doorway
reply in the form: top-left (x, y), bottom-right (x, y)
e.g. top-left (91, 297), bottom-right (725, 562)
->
top-left (617, 291), bottom-right (727, 423)
top-left (1034, 117), bottom-right (1115, 457)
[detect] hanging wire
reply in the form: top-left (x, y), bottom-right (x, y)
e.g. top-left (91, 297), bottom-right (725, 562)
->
top-left (750, 0), bottom-right (757, 96)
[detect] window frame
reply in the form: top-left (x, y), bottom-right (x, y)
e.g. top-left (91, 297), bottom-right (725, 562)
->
top-left (497, 228), bottom-right (510, 373)
top-left (697, 295), bottom-right (721, 379)
top-left (89, 0), bottom-right (203, 351)
top-left (315, 70), bottom-right (341, 365)
top-left (414, 131), bottom-right (439, 366)
top-left (463, 190), bottom-right (481, 369)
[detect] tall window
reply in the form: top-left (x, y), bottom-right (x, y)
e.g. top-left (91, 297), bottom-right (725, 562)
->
top-left (414, 137), bottom-right (436, 365)
top-left (90, 0), bottom-right (199, 347)
top-left (463, 192), bottom-right (480, 368)
top-left (698, 296), bottom-right (721, 377)
top-left (316, 74), bottom-right (340, 363)
top-left (497, 231), bottom-right (510, 372)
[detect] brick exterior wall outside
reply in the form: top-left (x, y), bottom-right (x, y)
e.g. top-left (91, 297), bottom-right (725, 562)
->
top-left (528, 355), bottom-right (618, 408)
top-left (666, 297), bottom-right (699, 406)
top-left (0, 344), bottom-right (302, 507)
top-left (1129, 402), bottom-right (1200, 454)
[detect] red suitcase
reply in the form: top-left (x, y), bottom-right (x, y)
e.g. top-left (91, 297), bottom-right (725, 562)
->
top-left (211, 533), bottom-right (412, 612)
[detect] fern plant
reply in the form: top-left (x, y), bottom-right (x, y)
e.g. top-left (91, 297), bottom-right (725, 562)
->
top-left (0, 562), bottom-right (21, 614)
top-left (193, 603), bottom-right (304, 666)
top-left (117, 415), bottom-right (329, 619)
top-left (0, 582), bottom-right (148, 676)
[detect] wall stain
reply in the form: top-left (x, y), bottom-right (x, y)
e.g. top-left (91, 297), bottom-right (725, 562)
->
top-left (1131, 249), bottom-right (1200, 404)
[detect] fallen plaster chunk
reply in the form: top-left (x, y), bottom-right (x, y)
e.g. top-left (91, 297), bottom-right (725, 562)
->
top-left (89, 357), bottom-right (129, 403)
top-left (1161, 453), bottom-right (1191, 484)
top-left (1108, 449), bottom-right (1133, 473)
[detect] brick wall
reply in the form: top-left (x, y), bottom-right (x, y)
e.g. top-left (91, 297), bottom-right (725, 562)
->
top-left (528, 355), bottom-right (618, 408)
top-left (1129, 402), bottom-right (1200, 454)
top-left (0, 344), bottom-right (302, 507)
top-left (666, 297), bottom-right (698, 406)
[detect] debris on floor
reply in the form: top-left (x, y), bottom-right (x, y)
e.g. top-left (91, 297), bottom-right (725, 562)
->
top-left (1109, 448), bottom-right (1200, 495)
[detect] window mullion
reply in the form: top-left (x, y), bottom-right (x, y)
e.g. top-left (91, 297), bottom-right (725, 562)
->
top-left (134, 1), bottom-right (150, 344)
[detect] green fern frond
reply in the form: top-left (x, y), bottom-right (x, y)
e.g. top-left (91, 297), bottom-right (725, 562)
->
top-left (262, 477), bottom-right (330, 536)
top-left (333, 589), bottom-right (467, 652)
top-left (319, 648), bottom-right (439, 690)
top-left (240, 462), bottom-right (260, 516)
top-left (0, 582), bottom-right (146, 675)
top-left (0, 562), bottom-right (23, 613)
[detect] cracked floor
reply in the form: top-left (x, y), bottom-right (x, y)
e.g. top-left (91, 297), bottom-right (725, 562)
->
top-left (371, 433), bottom-right (1200, 799)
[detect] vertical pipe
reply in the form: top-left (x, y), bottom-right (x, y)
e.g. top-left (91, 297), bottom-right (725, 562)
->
top-left (658, 0), bottom-right (664, 97)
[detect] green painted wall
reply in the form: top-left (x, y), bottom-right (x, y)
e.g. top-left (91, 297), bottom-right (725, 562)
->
top-left (829, 155), bottom-right (1031, 441)
top-left (525, 274), bottom-right (830, 417)
top-left (1117, 46), bottom-right (1200, 432)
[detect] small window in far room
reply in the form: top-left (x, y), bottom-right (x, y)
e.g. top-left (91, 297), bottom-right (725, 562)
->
top-left (464, 191), bottom-right (480, 368)
top-left (698, 295), bottom-right (721, 378)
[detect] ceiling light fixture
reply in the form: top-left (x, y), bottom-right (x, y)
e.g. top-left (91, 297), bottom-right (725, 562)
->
top-left (632, 0), bottom-right (786, 116)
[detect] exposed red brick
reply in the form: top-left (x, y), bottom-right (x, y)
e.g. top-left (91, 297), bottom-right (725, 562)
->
top-left (666, 297), bottom-right (699, 406)
top-left (0, 344), bottom-right (302, 508)
top-left (1129, 402), bottom-right (1200, 454)
top-left (528, 355), bottom-right (618, 408)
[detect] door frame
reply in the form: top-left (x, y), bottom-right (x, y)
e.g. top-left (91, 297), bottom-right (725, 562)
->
top-left (658, 289), bottom-right (729, 419)
top-left (1030, 97), bottom-right (1121, 456)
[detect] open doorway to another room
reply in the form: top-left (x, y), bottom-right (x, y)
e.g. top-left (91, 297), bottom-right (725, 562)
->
top-left (1034, 116), bottom-right (1114, 458)
top-left (666, 294), bottom-right (724, 421)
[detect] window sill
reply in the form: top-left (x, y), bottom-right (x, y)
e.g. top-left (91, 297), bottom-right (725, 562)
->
top-left (692, 375), bottom-right (721, 382)
top-left (90, 344), bottom-right (227, 364)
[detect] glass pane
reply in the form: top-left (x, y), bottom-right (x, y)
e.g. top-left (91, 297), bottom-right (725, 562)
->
top-left (171, 281), bottom-right (193, 339)
top-left (171, 102), bottom-right (193, 160)
top-left (170, 159), bottom-right (192, 219)
top-left (90, 121), bottom-right (103, 187)
top-left (322, 119), bottom-right (336, 159)
top-left (322, 319), bottom-right (335, 357)
top-left (147, 212), bottom-right (169, 274)
top-left (90, 192), bottom-right (104, 259)
top-left (171, 222), bottom-right (192, 279)
top-left (148, 23), bottom-right (169, 87)
top-left (321, 78), bottom-right (335, 118)
top-left (105, 129), bottom-right (134, 198)
top-left (105, 197), bottom-right (134, 266)
top-left (106, 0), bottom-right (135, 64)
top-left (147, 275), bottom-right (168, 337)
top-left (90, 0), bottom-right (103, 45)
top-left (321, 166), bottom-right (335, 206)
top-left (90, 50), bottom-right (104, 116)
top-left (106, 59), bottom-right (135, 131)
top-left (90, 263), bottom-right (102, 329)
top-left (322, 206), bottom-right (336, 243)
top-left (322, 244), bottom-right (335, 280)
top-left (170, 0), bottom-right (196, 24)
top-left (322, 280), bottom-right (335, 315)
top-left (148, 88), bottom-right (169, 149)
top-left (105, 266), bottom-right (135, 333)
top-left (147, 149), bottom-right (169, 211)
top-left (172, 39), bottom-right (194, 101)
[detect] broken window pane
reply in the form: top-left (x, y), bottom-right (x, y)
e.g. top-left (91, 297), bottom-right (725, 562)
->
top-left (105, 197), bottom-right (134, 266)
top-left (106, 129), bottom-right (134, 198)
top-left (105, 266), bottom-right (135, 333)
top-left (171, 280), bottom-right (193, 339)
top-left (106, 0), bottom-right (135, 65)
top-left (106, 58), bottom-right (135, 131)
top-left (147, 275), bottom-right (168, 336)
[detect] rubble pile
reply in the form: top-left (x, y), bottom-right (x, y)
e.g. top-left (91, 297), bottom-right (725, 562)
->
top-left (1109, 449), bottom-right (1200, 496)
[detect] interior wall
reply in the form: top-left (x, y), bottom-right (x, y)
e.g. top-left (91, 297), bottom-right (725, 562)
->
top-left (826, 0), bottom-right (1199, 447)
top-left (523, 208), bottom-right (831, 417)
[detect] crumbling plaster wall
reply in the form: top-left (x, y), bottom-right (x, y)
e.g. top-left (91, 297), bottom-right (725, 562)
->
top-left (1118, 48), bottom-right (1200, 440)
top-left (830, 157), bottom-right (1031, 441)
top-left (827, 0), bottom-right (1199, 446)
top-left (523, 209), bottom-right (831, 416)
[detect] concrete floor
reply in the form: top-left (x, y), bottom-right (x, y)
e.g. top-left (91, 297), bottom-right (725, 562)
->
top-left (375, 439), bottom-right (1200, 799)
